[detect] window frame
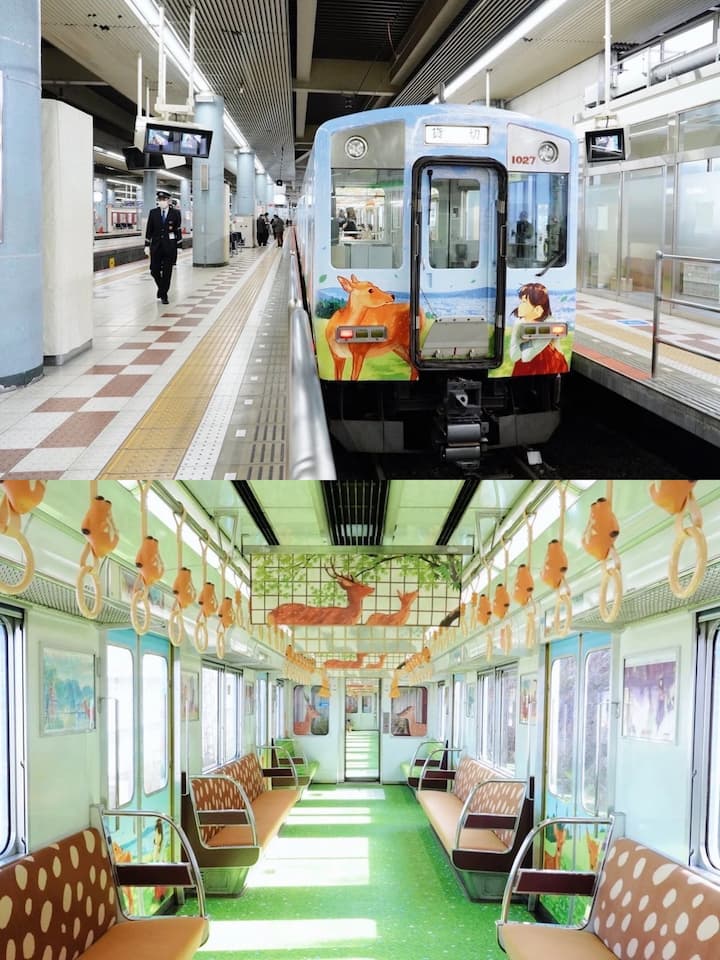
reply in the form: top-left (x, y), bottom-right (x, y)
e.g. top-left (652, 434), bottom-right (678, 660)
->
top-left (476, 664), bottom-right (518, 773)
top-left (201, 662), bottom-right (243, 770)
top-left (0, 608), bottom-right (25, 863)
top-left (692, 612), bottom-right (720, 876)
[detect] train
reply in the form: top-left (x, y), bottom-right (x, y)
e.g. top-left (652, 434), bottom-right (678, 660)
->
top-left (0, 478), bottom-right (718, 960)
top-left (294, 104), bottom-right (578, 466)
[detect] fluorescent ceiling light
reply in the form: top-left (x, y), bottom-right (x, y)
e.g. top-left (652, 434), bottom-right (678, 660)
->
top-left (157, 170), bottom-right (188, 182)
top-left (441, 0), bottom-right (571, 99)
top-left (94, 146), bottom-right (125, 161)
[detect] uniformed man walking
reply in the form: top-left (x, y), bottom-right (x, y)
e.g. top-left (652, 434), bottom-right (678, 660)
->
top-left (144, 189), bottom-right (182, 304)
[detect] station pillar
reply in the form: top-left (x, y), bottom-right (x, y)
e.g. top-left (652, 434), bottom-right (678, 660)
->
top-left (192, 95), bottom-right (228, 266)
top-left (0, 2), bottom-right (44, 387)
top-left (180, 177), bottom-right (191, 236)
top-left (142, 170), bottom-right (158, 235)
top-left (93, 178), bottom-right (107, 233)
top-left (236, 150), bottom-right (255, 215)
top-left (255, 172), bottom-right (267, 211)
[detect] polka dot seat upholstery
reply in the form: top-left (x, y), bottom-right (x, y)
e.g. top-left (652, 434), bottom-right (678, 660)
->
top-left (0, 827), bottom-right (208, 960)
top-left (418, 756), bottom-right (529, 859)
top-left (500, 837), bottom-right (720, 960)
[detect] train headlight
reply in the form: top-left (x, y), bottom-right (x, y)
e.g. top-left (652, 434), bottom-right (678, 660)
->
top-left (538, 141), bottom-right (559, 163)
top-left (345, 136), bottom-right (368, 160)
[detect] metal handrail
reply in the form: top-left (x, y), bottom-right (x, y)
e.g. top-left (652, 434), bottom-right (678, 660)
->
top-left (652, 250), bottom-right (720, 377)
top-left (288, 304), bottom-right (336, 479)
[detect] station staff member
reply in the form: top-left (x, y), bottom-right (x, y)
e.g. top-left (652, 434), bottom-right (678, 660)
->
top-left (144, 189), bottom-right (182, 304)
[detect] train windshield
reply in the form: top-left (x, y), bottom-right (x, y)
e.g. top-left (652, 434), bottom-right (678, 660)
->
top-left (507, 173), bottom-right (569, 269)
top-left (330, 167), bottom-right (404, 269)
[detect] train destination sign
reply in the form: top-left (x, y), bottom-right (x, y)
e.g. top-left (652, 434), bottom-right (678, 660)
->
top-left (424, 124), bottom-right (489, 146)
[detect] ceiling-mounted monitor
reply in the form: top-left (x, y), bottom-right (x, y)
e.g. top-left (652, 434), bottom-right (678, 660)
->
top-left (122, 147), bottom-right (165, 171)
top-left (585, 128), bottom-right (626, 163)
top-left (143, 121), bottom-right (213, 159)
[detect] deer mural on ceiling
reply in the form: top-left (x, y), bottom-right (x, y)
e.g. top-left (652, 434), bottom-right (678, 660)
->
top-left (365, 589), bottom-right (420, 626)
top-left (267, 564), bottom-right (375, 627)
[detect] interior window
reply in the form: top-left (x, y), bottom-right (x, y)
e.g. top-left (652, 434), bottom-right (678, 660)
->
top-left (330, 167), bottom-right (404, 269)
top-left (507, 173), bottom-right (569, 269)
top-left (429, 178), bottom-right (481, 269)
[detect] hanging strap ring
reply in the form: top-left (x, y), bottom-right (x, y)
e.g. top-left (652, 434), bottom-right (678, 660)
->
top-left (131, 580), bottom-right (151, 635)
top-left (599, 549), bottom-right (623, 623)
top-left (194, 614), bottom-right (209, 653)
top-left (553, 584), bottom-right (572, 637)
top-left (669, 513), bottom-right (707, 599)
top-left (0, 508), bottom-right (35, 596)
top-left (168, 604), bottom-right (186, 647)
top-left (216, 623), bottom-right (226, 659)
top-left (525, 599), bottom-right (538, 650)
top-left (76, 564), bottom-right (103, 620)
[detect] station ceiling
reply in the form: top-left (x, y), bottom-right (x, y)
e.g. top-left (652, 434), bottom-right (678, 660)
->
top-left (40, 0), bottom-right (712, 188)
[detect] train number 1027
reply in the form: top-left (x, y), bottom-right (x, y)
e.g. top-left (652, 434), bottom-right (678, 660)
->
top-left (511, 155), bottom-right (537, 165)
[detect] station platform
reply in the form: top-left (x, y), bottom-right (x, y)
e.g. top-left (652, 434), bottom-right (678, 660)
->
top-left (0, 245), bottom-right (290, 479)
top-left (573, 292), bottom-right (720, 448)
top-left (0, 257), bottom-right (718, 480)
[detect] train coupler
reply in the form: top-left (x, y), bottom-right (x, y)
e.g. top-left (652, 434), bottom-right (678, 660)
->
top-left (437, 379), bottom-right (489, 468)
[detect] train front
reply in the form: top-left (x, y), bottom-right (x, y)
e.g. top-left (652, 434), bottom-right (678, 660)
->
top-left (300, 104), bottom-right (577, 468)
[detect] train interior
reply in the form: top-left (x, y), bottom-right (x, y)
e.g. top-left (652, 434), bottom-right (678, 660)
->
top-left (1, 479), bottom-right (719, 959)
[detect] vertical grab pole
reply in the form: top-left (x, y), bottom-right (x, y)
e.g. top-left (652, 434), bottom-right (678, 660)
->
top-left (604, 0), bottom-right (612, 106)
top-left (651, 250), bottom-right (662, 378)
top-left (187, 4), bottom-right (196, 107)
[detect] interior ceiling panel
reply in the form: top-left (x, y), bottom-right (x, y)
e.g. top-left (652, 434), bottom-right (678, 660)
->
top-left (321, 481), bottom-right (389, 547)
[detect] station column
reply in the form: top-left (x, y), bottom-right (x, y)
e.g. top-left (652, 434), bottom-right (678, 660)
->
top-left (192, 94), bottom-right (228, 266)
top-left (142, 170), bottom-right (158, 234)
top-left (0, 2), bottom-right (44, 387)
top-left (180, 177), bottom-right (191, 237)
top-left (255, 171), bottom-right (267, 211)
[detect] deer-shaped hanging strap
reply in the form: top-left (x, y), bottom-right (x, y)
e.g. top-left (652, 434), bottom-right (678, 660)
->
top-left (513, 512), bottom-right (537, 649)
top-left (169, 506), bottom-right (196, 647)
top-left (582, 481), bottom-right (623, 622)
top-left (194, 533), bottom-right (217, 653)
top-left (76, 481), bottom-right (119, 619)
top-left (649, 480), bottom-right (707, 599)
top-left (481, 556), bottom-right (495, 662)
top-left (0, 480), bottom-right (46, 595)
top-left (541, 482), bottom-right (572, 637)
top-left (131, 481), bottom-right (165, 636)
top-left (215, 554), bottom-right (235, 659)
top-left (495, 540), bottom-right (512, 655)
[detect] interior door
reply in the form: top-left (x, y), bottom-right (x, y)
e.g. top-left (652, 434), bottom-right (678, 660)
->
top-left (411, 159), bottom-right (506, 369)
top-left (542, 632), bottom-right (612, 923)
top-left (104, 628), bottom-right (172, 916)
top-left (344, 679), bottom-right (380, 781)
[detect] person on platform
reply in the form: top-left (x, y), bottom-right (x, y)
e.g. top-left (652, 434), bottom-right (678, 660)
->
top-left (144, 189), bottom-right (182, 304)
top-left (271, 214), bottom-right (285, 247)
top-left (256, 213), bottom-right (269, 246)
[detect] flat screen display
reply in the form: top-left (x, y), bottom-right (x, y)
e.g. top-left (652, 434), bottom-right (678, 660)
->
top-left (122, 147), bottom-right (164, 171)
top-left (144, 123), bottom-right (213, 159)
top-left (585, 128), bottom-right (626, 163)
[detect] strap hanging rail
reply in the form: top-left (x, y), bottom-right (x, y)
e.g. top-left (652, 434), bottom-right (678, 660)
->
top-left (76, 481), bottom-right (120, 619)
top-left (0, 480), bottom-right (46, 595)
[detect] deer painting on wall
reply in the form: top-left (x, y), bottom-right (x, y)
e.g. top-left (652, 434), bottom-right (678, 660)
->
top-left (267, 566), bottom-right (375, 627)
top-left (293, 697), bottom-right (321, 736)
top-left (365, 589), bottom-right (420, 626)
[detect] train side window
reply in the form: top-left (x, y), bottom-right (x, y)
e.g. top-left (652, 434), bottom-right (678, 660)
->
top-left (142, 653), bottom-right (168, 794)
top-left (581, 648), bottom-right (611, 815)
top-left (271, 680), bottom-right (285, 739)
top-left (507, 173), bottom-right (569, 269)
top-left (0, 611), bottom-right (24, 860)
top-left (107, 644), bottom-right (134, 807)
top-left (477, 666), bottom-right (517, 772)
top-left (202, 664), bottom-right (243, 770)
top-left (548, 655), bottom-right (577, 799)
top-left (330, 167), bottom-right (404, 269)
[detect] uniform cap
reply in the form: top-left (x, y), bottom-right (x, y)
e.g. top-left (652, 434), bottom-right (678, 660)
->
top-left (156, 189), bottom-right (171, 200)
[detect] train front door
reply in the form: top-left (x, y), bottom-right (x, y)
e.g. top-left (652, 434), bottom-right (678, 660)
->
top-left (542, 632), bottom-right (613, 923)
top-left (411, 159), bottom-right (506, 371)
top-left (344, 679), bottom-right (380, 781)
top-left (103, 628), bottom-right (173, 915)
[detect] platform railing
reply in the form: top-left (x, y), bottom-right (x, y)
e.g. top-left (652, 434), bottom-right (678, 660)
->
top-left (652, 250), bottom-right (720, 377)
top-left (287, 239), bottom-right (336, 479)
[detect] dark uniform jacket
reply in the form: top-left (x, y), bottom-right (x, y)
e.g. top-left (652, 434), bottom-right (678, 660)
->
top-left (145, 207), bottom-right (182, 263)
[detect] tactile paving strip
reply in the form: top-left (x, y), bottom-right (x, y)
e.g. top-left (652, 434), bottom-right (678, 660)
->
top-left (212, 256), bottom-right (291, 478)
top-left (99, 253), bottom-right (278, 478)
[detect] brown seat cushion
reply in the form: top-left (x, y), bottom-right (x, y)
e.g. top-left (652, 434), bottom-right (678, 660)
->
top-left (501, 924), bottom-right (616, 960)
top-left (417, 791), bottom-right (510, 854)
top-left (82, 916), bottom-right (208, 960)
